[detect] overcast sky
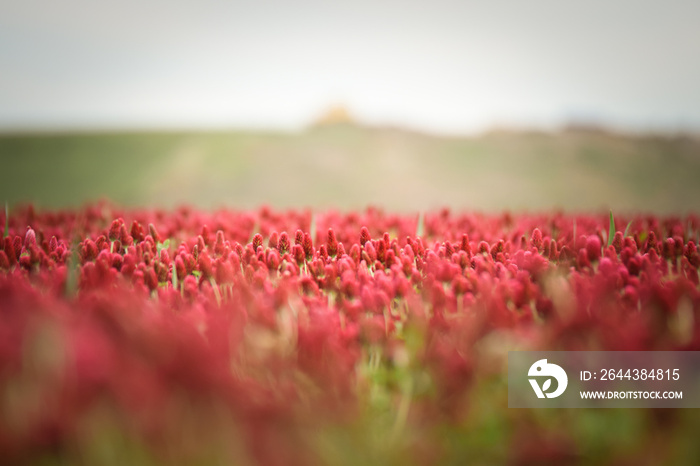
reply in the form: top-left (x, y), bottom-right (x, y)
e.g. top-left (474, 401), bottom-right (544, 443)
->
top-left (2, 0), bottom-right (699, 134)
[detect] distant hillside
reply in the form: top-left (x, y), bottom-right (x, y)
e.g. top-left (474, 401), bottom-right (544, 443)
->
top-left (1, 125), bottom-right (699, 213)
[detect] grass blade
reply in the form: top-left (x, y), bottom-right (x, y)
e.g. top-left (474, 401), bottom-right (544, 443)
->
top-left (209, 277), bottom-right (222, 306)
top-left (3, 202), bottom-right (8, 239)
top-left (172, 261), bottom-right (178, 290)
top-left (416, 212), bottom-right (424, 237)
top-left (624, 220), bottom-right (632, 238)
top-left (607, 210), bottom-right (615, 247)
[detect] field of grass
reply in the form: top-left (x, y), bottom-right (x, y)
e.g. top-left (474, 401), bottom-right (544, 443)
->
top-left (1, 125), bottom-right (699, 213)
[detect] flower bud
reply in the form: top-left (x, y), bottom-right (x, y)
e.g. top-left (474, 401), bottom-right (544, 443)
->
top-left (24, 227), bottom-right (37, 251)
top-left (268, 231), bottom-right (279, 249)
top-left (198, 252), bottom-right (213, 280)
top-left (327, 228), bottom-right (338, 257)
top-left (303, 232), bottom-right (314, 260)
top-left (131, 221), bottom-right (145, 242)
top-left (4, 237), bottom-right (16, 265)
top-left (0, 251), bottom-right (9, 270)
top-left (585, 235), bottom-right (602, 262)
top-left (144, 267), bottom-right (158, 291)
top-left (293, 244), bottom-right (305, 265)
top-left (460, 234), bottom-right (471, 254)
top-left (49, 236), bottom-right (58, 252)
top-left (108, 219), bottom-right (121, 242)
top-left (349, 244), bottom-right (361, 265)
top-left (278, 232), bottom-right (290, 255)
top-left (360, 226), bottom-right (371, 246)
top-left (644, 231), bottom-right (658, 253)
top-left (612, 232), bottom-right (623, 253)
top-left (175, 256), bottom-right (186, 279)
top-left (364, 242), bottom-right (377, 263)
top-left (252, 233), bottom-right (263, 251)
top-left (214, 230), bottom-right (226, 256)
top-left (531, 228), bottom-right (543, 251)
top-left (444, 241), bottom-right (455, 258)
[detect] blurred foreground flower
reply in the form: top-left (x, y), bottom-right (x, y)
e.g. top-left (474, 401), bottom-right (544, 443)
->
top-left (1, 205), bottom-right (699, 465)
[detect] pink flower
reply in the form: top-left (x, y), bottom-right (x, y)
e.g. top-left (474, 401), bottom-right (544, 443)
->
top-left (293, 244), bottom-right (305, 265)
top-left (252, 233), bottom-right (263, 251)
top-left (24, 227), bottom-right (37, 250)
top-left (0, 251), bottom-right (9, 270)
top-left (530, 228), bottom-right (543, 251)
top-left (108, 219), bottom-right (122, 242)
top-left (4, 237), bottom-right (17, 265)
top-left (303, 232), bottom-right (314, 260)
top-left (327, 228), bottom-right (338, 257)
top-left (278, 232), bottom-right (290, 255)
top-left (198, 252), bottom-right (213, 280)
top-left (360, 226), bottom-right (371, 246)
top-left (131, 220), bottom-right (145, 242)
top-left (294, 229), bottom-right (304, 246)
top-left (267, 231), bottom-right (279, 249)
top-left (585, 235), bottom-right (602, 262)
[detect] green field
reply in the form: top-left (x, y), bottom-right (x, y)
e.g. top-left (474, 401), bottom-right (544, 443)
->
top-left (2, 125), bottom-right (699, 213)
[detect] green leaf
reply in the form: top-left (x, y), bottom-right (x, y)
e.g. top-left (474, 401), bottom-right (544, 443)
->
top-left (156, 238), bottom-right (170, 253)
top-left (607, 210), bottom-right (615, 247)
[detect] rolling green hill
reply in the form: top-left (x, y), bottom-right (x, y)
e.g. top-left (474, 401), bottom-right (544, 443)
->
top-left (1, 125), bottom-right (699, 213)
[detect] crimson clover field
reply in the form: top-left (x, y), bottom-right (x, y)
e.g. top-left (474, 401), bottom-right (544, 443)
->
top-left (1, 203), bottom-right (700, 465)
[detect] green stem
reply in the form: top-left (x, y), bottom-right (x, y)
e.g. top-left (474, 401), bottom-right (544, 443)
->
top-left (390, 376), bottom-right (413, 444)
top-left (209, 277), bottom-right (222, 306)
top-left (171, 261), bottom-right (178, 289)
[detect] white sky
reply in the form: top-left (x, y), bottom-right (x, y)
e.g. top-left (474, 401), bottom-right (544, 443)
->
top-left (2, 0), bottom-right (699, 134)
